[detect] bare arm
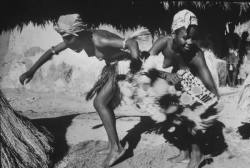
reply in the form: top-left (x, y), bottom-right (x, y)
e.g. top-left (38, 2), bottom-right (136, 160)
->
top-left (19, 42), bottom-right (68, 85)
top-left (125, 38), bottom-right (140, 60)
top-left (149, 36), bottom-right (169, 55)
top-left (191, 51), bottom-right (219, 97)
top-left (29, 42), bottom-right (67, 73)
top-left (147, 68), bottom-right (182, 85)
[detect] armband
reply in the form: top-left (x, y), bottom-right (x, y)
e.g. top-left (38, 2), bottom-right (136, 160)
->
top-left (51, 46), bottom-right (58, 55)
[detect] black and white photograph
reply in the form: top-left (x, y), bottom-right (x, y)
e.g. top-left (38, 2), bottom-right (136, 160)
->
top-left (1, 1), bottom-right (250, 168)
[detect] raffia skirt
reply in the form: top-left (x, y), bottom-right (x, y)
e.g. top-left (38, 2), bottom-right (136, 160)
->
top-left (86, 59), bottom-right (226, 153)
top-left (86, 62), bottom-right (122, 109)
top-left (137, 68), bottom-right (225, 153)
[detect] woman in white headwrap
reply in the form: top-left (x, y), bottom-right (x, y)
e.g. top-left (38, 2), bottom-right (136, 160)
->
top-left (144, 9), bottom-right (222, 168)
top-left (19, 13), bottom-right (147, 167)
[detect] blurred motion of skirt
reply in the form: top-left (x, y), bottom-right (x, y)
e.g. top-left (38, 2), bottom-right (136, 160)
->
top-left (238, 75), bottom-right (250, 112)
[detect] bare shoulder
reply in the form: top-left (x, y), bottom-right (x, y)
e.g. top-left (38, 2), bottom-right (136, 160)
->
top-left (91, 30), bottom-right (123, 47)
top-left (156, 35), bottom-right (172, 44)
top-left (92, 30), bottom-right (123, 41)
top-left (149, 35), bottom-right (172, 55)
top-left (165, 35), bottom-right (173, 41)
top-left (191, 49), bottom-right (206, 66)
top-left (195, 49), bottom-right (205, 59)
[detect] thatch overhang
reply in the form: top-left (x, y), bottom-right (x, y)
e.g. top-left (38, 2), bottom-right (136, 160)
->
top-left (1, 0), bottom-right (249, 33)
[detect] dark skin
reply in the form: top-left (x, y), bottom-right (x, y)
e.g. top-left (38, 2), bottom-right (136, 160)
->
top-left (149, 26), bottom-right (219, 168)
top-left (19, 29), bottom-right (140, 167)
top-left (225, 24), bottom-right (241, 87)
top-left (149, 27), bottom-right (219, 97)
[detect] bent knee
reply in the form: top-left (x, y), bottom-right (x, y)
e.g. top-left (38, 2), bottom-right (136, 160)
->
top-left (93, 97), bottom-right (106, 111)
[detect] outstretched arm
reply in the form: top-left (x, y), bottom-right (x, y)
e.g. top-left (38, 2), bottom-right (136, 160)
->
top-left (19, 42), bottom-right (68, 85)
top-left (191, 51), bottom-right (219, 97)
top-left (29, 42), bottom-right (67, 73)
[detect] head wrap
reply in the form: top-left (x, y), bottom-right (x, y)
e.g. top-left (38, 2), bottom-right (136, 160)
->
top-left (171, 9), bottom-right (198, 32)
top-left (54, 14), bottom-right (87, 37)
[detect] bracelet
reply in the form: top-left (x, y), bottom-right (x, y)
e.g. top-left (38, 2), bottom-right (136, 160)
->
top-left (51, 46), bottom-right (58, 55)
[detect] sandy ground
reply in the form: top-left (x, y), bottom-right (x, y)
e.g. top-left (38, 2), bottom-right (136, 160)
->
top-left (2, 87), bottom-right (250, 168)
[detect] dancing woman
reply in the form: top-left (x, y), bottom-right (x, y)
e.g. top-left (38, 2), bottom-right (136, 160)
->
top-left (19, 13), bottom-right (144, 167)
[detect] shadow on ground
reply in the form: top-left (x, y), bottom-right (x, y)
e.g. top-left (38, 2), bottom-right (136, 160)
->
top-left (29, 114), bottom-right (229, 168)
top-left (119, 117), bottom-right (156, 159)
top-left (31, 114), bottom-right (79, 167)
top-left (238, 122), bottom-right (250, 139)
top-left (114, 116), bottom-right (228, 167)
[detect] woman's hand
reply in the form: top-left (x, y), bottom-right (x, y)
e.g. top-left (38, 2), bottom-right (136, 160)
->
top-left (165, 73), bottom-right (182, 85)
top-left (19, 71), bottom-right (34, 85)
top-left (147, 69), bottom-right (182, 85)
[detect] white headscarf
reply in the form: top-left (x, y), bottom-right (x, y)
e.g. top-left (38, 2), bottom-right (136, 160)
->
top-left (54, 14), bottom-right (87, 37)
top-left (171, 9), bottom-right (198, 32)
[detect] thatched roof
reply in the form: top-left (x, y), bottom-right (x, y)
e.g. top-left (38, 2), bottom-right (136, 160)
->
top-left (1, 0), bottom-right (250, 33)
top-left (0, 90), bottom-right (52, 168)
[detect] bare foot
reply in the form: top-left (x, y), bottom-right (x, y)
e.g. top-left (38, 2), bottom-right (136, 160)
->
top-left (168, 150), bottom-right (189, 163)
top-left (187, 159), bottom-right (200, 168)
top-left (103, 143), bottom-right (128, 167)
top-left (186, 155), bottom-right (209, 168)
top-left (109, 149), bottom-right (126, 166)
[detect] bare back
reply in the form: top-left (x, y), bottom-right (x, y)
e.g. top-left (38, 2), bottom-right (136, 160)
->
top-left (64, 29), bottom-right (129, 61)
top-left (92, 30), bottom-right (129, 61)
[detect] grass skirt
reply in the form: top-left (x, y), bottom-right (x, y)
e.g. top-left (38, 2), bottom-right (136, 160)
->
top-left (86, 62), bottom-right (122, 109)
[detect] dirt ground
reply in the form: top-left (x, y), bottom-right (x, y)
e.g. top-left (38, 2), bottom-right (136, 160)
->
top-left (2, 87), bottom-right (250, 168)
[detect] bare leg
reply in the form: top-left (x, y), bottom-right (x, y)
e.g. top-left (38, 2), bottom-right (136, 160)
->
top-left (168, 150), bottom-right (189, 163)
top-left (187, 144), bottom-right (203, 168)
top-left (232, 68), bottom-right (237, 87)
top-left (94, 78), bottom-right (125, 166)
